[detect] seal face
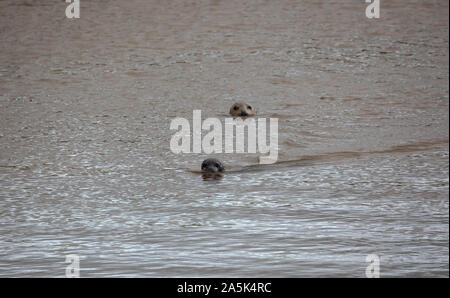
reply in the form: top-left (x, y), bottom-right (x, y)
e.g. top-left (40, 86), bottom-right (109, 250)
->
top-left (229, 102), bottom-right (256, 117)
top-left (201, 158), bottom-right (225, 173)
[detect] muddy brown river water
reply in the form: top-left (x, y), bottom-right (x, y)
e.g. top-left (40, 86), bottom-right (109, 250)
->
top-left (0, 0), bottom-right (448, 277)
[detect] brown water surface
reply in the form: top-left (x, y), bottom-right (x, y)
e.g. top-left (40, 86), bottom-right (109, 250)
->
top-left (0, 0), bottom-right (448, 277)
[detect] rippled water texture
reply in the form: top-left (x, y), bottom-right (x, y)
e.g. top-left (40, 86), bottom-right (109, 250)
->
top-left (0, 0), bottom-right (448, 277)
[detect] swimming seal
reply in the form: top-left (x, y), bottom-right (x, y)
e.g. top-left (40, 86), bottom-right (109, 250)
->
top-left (201, 158), bottom-right (225, 180)
top-left (201, 158), bottom-right (225, 173)
top-left (229, 102), bottom-right (256, 117)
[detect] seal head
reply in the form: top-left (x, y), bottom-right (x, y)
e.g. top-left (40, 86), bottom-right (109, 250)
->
top-left (201, 158), bottom-right (225, 173)
top-left (229, 102), bottom-right (256, 117)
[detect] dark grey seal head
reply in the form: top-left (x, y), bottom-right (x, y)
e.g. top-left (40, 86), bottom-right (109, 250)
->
top-left (201, 158), bottom-right (225, 173)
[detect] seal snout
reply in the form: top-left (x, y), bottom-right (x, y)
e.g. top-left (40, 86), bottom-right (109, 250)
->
top-left (201, 158), bottom-right (225, 173)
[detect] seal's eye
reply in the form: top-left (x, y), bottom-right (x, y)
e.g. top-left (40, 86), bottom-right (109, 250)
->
top-left (215, 163), bottom-right (220, 168)
top-left (233, 105), bottom-right (239, 111)
top-left (247, 105), bottom-right (252, 110)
